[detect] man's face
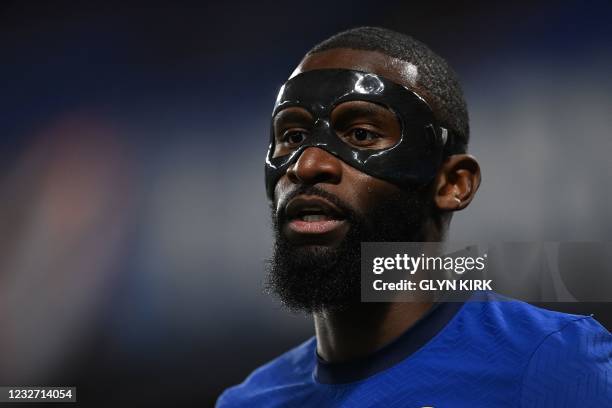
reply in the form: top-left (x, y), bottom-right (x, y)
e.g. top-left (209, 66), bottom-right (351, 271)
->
top-left (266, 48), bottom-right (435, 312)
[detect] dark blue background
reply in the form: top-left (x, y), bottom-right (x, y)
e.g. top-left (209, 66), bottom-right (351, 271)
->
top-left (1, 1), bottom-right (610, 406)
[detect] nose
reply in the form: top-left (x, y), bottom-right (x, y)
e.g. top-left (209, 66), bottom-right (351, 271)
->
top-left (286, 147), bottom-right (342, 187)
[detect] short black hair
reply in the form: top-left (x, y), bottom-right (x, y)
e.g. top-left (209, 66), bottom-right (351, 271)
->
top-left (308, 26), bottom-right (469, 151)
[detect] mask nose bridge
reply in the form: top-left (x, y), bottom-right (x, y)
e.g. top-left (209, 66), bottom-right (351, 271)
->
top-left (284, 114), bottom-right (334, 165)
top-left (310, 116), bottom-right (332, 143)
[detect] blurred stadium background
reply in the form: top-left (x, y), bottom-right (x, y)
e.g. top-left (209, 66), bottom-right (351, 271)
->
top-left (1, 1), bottom-right (611, 406)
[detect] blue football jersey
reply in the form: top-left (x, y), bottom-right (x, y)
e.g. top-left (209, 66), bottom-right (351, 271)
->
top-left (217, 292), bottom-right (612, 407)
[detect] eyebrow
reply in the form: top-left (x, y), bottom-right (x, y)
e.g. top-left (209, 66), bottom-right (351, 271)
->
top-left (273, 108), bottom-right (313, 126)
top-left (332, 102), bottom-right (395, 128)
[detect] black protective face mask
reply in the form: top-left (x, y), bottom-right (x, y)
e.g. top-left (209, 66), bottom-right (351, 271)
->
top-left (265, 69), bottom-right (457, 200)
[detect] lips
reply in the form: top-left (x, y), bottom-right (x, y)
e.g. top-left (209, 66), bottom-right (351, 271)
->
top-left (283, 195), bottom-right (349, 245)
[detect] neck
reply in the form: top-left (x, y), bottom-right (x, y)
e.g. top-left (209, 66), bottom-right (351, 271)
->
top-left (313, 301), bottom-right (433, 363)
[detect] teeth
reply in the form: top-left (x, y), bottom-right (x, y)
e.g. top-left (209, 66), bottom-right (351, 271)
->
top-left (301, 214), bottom-right (328, 222)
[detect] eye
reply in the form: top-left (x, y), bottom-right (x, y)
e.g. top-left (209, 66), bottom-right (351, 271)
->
top-left (282, 130), bottom-right (307, 146)
top-left (346, 128), bottom-right (382, 146)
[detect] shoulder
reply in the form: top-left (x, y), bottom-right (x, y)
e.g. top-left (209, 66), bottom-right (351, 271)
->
top-left (216, 337), bottom-right (316, 407)
top-left (459, 292), bottom-right (599, 339)
top-left (450, 293), bottom-right (611, 406)
top-left (448, 292), bottom-right (610, 369)
top-left (519, 311), bottom-right (612, 407)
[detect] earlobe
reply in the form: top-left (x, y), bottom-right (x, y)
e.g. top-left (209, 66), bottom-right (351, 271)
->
top-left (433, 154), bottom-right (481, 212)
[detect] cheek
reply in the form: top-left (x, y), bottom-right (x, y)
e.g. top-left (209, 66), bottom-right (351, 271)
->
top-left (273, 175), bottom-right (293, 211)
top-left (340, 163), bottom-right (404, 214)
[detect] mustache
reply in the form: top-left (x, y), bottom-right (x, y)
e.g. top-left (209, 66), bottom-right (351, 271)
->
top-left (274, 185), bottom-right (359, 225)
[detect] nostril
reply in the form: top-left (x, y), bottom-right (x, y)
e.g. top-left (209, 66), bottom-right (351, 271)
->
top-left (286, 165), bottom-right (300, 183)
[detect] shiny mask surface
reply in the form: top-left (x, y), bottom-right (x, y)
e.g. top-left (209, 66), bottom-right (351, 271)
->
top-left (265, 69), bottom-right (449, 200)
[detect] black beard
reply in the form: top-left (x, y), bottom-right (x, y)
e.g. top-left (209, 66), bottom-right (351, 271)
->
top-left (265, 184), bottom-right (430, 313)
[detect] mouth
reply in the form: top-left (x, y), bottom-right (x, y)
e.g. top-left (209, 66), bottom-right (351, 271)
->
top-left (283, 195), bottom-right (350, 245)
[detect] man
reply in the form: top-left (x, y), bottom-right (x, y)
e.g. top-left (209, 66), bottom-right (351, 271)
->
top-left (217, 27), bottom-right (611, 407)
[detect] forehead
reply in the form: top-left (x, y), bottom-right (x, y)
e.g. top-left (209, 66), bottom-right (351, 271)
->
top-left (291, 48), bottom-right (420, 91)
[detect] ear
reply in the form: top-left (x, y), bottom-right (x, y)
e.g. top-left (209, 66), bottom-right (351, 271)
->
top-left (433, 154), bottom-right (481, 211)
